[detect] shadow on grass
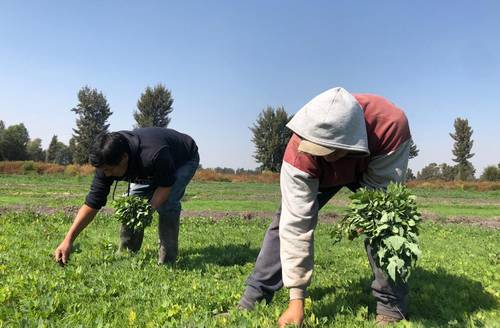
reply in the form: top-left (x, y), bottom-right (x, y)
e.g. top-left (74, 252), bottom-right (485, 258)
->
top-left (309, 267), bottom-right (498, 326)
top-left (142, 243), bottom-right (260, 269)
top-left (179, 243), bottom-right (260, 268)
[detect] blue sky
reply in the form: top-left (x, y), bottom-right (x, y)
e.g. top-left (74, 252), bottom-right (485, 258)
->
top-left (1, 1), bottom-right (499, 174)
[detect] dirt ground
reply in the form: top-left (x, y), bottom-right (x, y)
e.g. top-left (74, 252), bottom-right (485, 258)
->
top-left (1, 205), bottom-right (499, 229)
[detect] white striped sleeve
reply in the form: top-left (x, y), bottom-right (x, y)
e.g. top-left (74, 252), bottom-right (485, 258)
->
top-left (279, 161), bottom-right (319, 300)
top-left (361, 139), bottom-right (411, 189)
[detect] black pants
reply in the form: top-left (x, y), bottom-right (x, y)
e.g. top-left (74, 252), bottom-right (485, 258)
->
top-left (239, 184), bottom-right (409, 319)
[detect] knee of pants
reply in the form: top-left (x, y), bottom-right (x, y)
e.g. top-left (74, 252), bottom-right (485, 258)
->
top-left (157, 202), bottom-right (181, 218)
top-left (372, 279), bottom-right (409, 298)
top-left (372, 279), bottom-right (390, 292)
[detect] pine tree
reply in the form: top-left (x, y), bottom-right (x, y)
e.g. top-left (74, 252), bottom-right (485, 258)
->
top-left (0, 120), bottom-right (5, 160)
top-left (134, 84), bottom-right (173, 128)
top-left (68, 137), bottom-right (76, 164)
top-left (250, 106), bottom-right (292, 172)
top-left (406, 168), bottom-right (415, 180)
top-left (27, 138), bottom-right (45, 161)
top-left (54, 143), bottom-right (72, 165)
top-left (449, 118), bottom-right (475, 180)
top-left (46, 135), bottom-right (72, 165)
top-left (46, 135), bottom-right (60, 163)
top-left (71, 86), bottom-right (112, 164)
top-left (408, 139), bottom-right (419, 159)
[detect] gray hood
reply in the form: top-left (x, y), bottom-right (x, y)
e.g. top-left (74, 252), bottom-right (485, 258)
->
top-left (286, 87), bottom-right (370, 156)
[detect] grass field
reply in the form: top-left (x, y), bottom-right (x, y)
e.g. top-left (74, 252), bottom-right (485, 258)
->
top-left (1, 174), bottom-right (500, 220)
top-left (0, 173), bottom-right (499, 327)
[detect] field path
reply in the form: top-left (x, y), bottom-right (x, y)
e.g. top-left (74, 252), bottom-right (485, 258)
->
top-left (1, 205), bottom-right (499, 229)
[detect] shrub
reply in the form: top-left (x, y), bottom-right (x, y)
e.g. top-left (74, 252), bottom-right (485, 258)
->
top-left (21, 161), bottom-right (36, 173)
top-left (480, 166), bottom-right (499, 181)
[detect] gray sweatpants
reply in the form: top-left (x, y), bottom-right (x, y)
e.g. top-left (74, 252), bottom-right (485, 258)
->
top-left (239, 183), bottom-right (408, 319)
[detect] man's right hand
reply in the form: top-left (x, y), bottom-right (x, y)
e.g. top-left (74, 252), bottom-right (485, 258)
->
top-left (52, 204), bottom-right (99, 266)
top-left (54, 241), bottom-right (72, 266)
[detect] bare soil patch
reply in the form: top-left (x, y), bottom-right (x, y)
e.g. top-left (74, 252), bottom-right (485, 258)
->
top-left (1, 205), bottom-right (498, 229)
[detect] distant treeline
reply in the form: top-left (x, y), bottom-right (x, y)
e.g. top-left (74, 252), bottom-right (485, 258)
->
top-left (1, 85), bottom-right (498, 181)
top-left (2, 161), bottom-right (500, 190)
top-left (0, 161), bottom-right (279, 183)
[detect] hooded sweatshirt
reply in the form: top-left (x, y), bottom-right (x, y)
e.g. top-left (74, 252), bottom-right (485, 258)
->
top-left (279, 87), bottom-right (411, 300)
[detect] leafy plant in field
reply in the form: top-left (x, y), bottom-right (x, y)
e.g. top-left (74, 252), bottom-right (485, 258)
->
top-left (332, 183), bottom-right (421, 282)
top-left (112, 196), bottom-right (153, 232)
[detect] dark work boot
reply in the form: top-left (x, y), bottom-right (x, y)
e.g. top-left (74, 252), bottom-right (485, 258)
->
top-left (119, 224), bottom-right (144, 252)
top-left (375, 314), bottom-right (405, 326)
top-left (158, 213), bottom-right (180, 264)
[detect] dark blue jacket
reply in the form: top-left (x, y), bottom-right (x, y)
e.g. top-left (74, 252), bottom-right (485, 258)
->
top-left (85, 127), bottom-right (198, 209)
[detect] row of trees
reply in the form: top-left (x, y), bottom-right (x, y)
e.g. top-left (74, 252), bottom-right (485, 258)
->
top-left (0, 84), bottom-right (173, 164)
top-left (1, 86), bottom-right (498, 181)
top-left (414, 162), bottom-right (500, 181)
top-left (250, 108), bottom-right (497, 181)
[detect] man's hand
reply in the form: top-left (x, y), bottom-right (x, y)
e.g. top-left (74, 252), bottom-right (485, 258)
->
top-left (52, 204), bottom-right (98, 266)
top-left (54, 241), bottom-right (72, 266)
top-left (278, 299), bottom-right (304, 327)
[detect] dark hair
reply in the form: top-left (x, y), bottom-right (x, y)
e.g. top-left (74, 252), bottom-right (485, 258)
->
top-left (89, 132), bottom-right (130, 167)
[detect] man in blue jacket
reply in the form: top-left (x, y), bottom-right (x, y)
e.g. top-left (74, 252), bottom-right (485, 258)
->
top-left (53, 127), bottom-right (199, 265)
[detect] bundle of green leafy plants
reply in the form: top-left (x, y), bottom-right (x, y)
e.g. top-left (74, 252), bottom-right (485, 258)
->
top-left (112, 195), bottom-right (154, 232)
top-left (332, 183), bottom-right (421, 282)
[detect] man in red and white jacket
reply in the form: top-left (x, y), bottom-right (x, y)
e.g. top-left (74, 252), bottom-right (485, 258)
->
top-left (239, 87), bottom-right (412, 326)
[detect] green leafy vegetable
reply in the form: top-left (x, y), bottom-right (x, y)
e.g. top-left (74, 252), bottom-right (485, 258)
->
top-left (332, 183), bottom-right (421, 282)
top-left (112, 195), bottom-right (154, 232)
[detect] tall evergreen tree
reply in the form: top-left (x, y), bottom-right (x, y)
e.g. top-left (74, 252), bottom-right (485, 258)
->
top-left (0, 123), bottom-right (29, 160)
top-left (54, 143), bottom-right (72, 165)
top-left (68, 137), bottom-right (76, 164)
top-left (46, 135), bottom-right (72, 165)
top-left (27, 138), bottom-right (45, 161)
top-left (134, 84), bottom-right (173, 128)
top-left (71, 86), bottom-right (112, 164)
top-left (406, 168), bottom-right (415, 180)
top-left (408, 139), bottom-right (419, 159)
top-left (46, 135), bottom-right (60, 163)
top-left (0, 120), bottom-right (5, 160)
top-left (449, 117), bottom-right (475, 180)
top-left (250, 106), bottom-right (292, 172)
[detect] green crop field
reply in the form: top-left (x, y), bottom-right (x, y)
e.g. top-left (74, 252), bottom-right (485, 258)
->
top-left (1, 174), bottom-right (500, 220)
top-left (0, 174), bottom-right (499, 327)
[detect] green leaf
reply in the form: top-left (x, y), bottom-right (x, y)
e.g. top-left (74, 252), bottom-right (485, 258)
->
top-left (385, 236), bottom-right (406, 251)
top-left (387, 256), bottom-right (405, 282)
top-left (405, 242), bottom-right (422, 258)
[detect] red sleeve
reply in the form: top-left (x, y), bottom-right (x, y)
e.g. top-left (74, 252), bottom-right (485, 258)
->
top-left (283, 134), bottom-right (321, 178)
